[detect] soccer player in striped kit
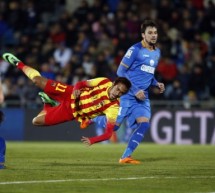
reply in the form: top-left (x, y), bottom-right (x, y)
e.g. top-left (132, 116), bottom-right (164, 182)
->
top-left (2, 53), bottom-right (131, 146)
top-left (115, 19), bottom-right (165, 164)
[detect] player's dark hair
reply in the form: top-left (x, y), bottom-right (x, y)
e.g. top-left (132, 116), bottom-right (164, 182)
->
top-left (114, 77), bottom-right (131, 90)
top-left (0, 110), bottom-right (4, 124)
top-left (141, 19), bottom-right (158, 33)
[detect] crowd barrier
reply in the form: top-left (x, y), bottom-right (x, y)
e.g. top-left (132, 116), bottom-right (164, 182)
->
top-left (0, 107), bottom-right (214, 144)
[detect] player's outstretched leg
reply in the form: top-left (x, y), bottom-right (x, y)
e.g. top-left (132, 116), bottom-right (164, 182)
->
top-left (2, 53), bottom-right (47, 90)
top-left (118, 122), bottom-right (150, 164)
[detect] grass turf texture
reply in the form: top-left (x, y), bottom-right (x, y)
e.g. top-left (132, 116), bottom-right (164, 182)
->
top-left (0, 142), bottom-right (214, 193)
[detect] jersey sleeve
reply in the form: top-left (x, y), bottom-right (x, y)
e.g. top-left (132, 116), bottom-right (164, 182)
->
top-left (117, 46), bottom-right (141, 95)
top-left (73, 78), bottom-right (110, 91)
top-left (86, 77), bottom-right (111, 87)
top-left (88, 104), bottom-right (118, 144)
top-left (150, 48), bottom-right (161, 87)
top-left (151, 77), bottom-right (158, 86)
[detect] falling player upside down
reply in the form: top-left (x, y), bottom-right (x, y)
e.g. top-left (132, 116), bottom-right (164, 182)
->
top-left (2, 53), bottom-right (131, 146)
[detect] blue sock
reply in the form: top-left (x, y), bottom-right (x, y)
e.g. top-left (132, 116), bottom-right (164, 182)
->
top-left (0, 165), bottom-right (5, 169)
top-left (0, 137), bottom-right (6, 165)
top-left (121, 122), bottom-right (150, 159)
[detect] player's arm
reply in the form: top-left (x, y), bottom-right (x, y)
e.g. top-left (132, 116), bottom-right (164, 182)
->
top-left (117, 47), bottom-right (144, 100)
top-left (81, 121), bottom-right (114, 146)
top-left (150, 51), bottom-right (165, 93)
top-left (151, 77), bottom-right (158, 86)
top-left (151, 77), bottom-right (164, 92)
top-left (81, 107), bottom-right (118, 146)
top-left (73, 78), bottom-right (109, 99)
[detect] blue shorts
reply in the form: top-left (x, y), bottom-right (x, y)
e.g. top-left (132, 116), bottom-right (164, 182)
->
top-left (0, 137), bottom-right (6, 163)
top-left (92, 116), bottom-right (107, 129)
top-left (116, 99), bottom-right (151, 129)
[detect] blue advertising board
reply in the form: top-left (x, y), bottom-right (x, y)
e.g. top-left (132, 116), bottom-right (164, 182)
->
top-left (0, 108), bottom-right (25, 140)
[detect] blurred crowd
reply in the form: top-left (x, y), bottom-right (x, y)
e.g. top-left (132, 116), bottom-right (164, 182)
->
top-left (0, 0), bottom-right (215, 108)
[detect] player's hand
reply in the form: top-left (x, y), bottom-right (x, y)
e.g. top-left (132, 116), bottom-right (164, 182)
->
top-left (81, 136), bottom-right (92, 146)
top-left (157, 82), bottom-right (165, 93)
top-left (135, 90), bottom-right (145, 100)
top-left (73, 89), bottom-right (81, 99)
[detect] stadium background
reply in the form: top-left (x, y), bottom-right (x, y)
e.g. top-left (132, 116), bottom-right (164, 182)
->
top-left (0, 0), bottom-right (215, 144)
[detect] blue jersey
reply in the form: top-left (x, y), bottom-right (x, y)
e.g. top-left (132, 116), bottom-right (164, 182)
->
top-left (92, 116), bottom-right (107, 129)
top-left (117, 41), bottom-right (161, 107)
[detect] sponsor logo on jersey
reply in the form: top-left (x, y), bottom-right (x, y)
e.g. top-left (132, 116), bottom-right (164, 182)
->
top-left (141, 64), bottom-right (155, 74)
top-left (125, 49), bottom-right (133, 58)
top-left (150, 59), bottom-right (155, 66)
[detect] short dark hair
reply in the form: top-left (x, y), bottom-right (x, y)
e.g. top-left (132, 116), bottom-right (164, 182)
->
top-left (141, 19), bottom-right (158, 33)
top-left (0, 110), bottom-right (4, 124)
top-left (114, 77), bottom-right (131, 90)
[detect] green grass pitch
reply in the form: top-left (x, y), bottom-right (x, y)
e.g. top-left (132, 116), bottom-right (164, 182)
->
top-left (0, 142), bottom-right (214, 193)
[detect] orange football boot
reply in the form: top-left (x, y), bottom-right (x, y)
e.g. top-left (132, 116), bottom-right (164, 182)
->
top-left (80, 119), bottom-right (92, 129)
top-left (119, 157), bottom-right (141, 164)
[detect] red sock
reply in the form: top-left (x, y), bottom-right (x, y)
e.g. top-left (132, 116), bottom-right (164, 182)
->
top-left (17, 62), bottom-right (25, 70)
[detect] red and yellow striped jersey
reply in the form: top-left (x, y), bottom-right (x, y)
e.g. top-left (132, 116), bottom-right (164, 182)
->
top-left (71, 78), bottom-right (119, 126)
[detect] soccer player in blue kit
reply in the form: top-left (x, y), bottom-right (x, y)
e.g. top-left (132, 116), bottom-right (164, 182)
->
top-left (115, 19), bottom-right (165, 164)
top-left (0, 112), bottom-right (5, 169)
top-left (0, 74), bottom-right (6, 169)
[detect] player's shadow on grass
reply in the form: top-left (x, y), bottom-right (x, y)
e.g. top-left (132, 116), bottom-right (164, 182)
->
top-left (42, 157), bottom-right (175, 168)
top-left (46, 162), bottom-right (119, 167)
top-left (143, 157), bottom-right (175, 162)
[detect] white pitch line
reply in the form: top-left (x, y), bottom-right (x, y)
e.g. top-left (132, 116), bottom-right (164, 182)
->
top-left (1, 177), bottom-right (154, 185)
top-left (195, 192), bottom-right (215, 193)
top-left (0, 176), bottom-right (215, 185)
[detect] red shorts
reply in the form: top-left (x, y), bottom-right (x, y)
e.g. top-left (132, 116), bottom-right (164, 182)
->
top-left (43, 79), bottom-right (75, 125)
